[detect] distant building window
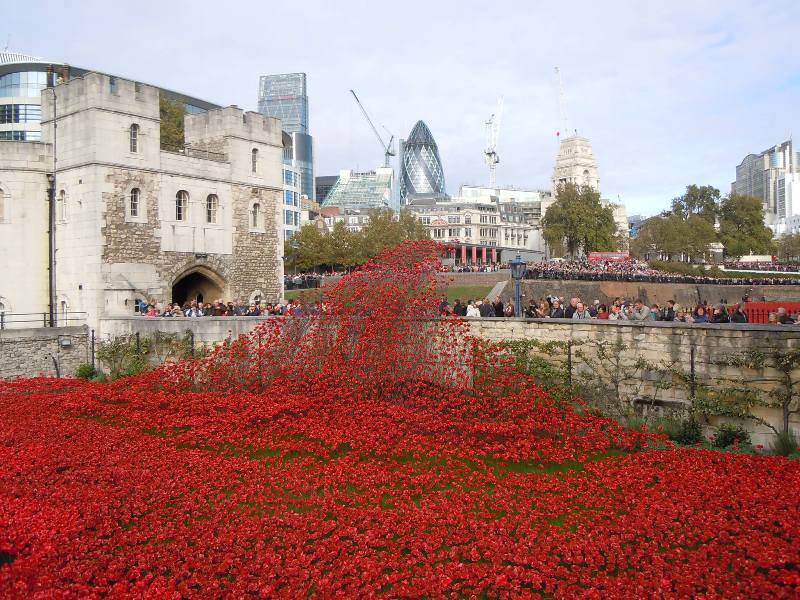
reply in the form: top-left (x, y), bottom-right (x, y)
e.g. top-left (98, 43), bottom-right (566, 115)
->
top-left (206, 194), bottom-right (218, 224)
top-left (0, 104), bottom-right (42, 124)
top-left (129, 188), bottom-right (140, 217)
top-left (251, 202), bottom-right (260, 229)
top-left (130, 124), bottom-right (139, 153)
top-left (464, 215), bottom-right (472, 224)
top-left (109, 76), bottom-right (118, 94)
top-left (175, 190), bottom-right (188, 221)
top-left (251, 148), bottom-right (258, 174)
top-left (57, 190), bottom-right (67, 222)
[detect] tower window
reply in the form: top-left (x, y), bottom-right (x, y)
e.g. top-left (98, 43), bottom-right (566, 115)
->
top-left (251, 148), bottom-right (258, 174)
top-left (129, 188), bottom-right (140, 217)
top-left (130, 124), bottom-right (139, 153)
top-left (175, 190), bottom-right (189, 221)
top-left (251, 202), bottom-right (260, 229)
top-left (206, 194), bottom-right (218, 224)
top-left (57, 190), bottom-right (67, 222)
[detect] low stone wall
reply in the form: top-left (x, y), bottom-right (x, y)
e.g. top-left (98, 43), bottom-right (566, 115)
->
top-left (468, 318), bottom-right (800, 446)
top-left (98, 316), bottom-right (269, 346)
top-left (0, 326), bottom-right (89, 378)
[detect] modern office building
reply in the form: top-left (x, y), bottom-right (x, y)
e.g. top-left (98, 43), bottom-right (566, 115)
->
top-left (258, 73), bottom-right (314, 200)
top-left (0, 49), bottom-right (218, 142)
top-left (551, 134), bottom-right (600, 194)
top-left (732, 139), bottom-right (799, 229)
top-left (399, 120), bottom-right (446, 206)
top-left (321, 168), bottom-right (394, 212)
top-left (315, 174), bottom-right (339, 205)
top-left (281, 131), bottom-right (302, 241)
top-left (0, 71), bottom-right (284, 333)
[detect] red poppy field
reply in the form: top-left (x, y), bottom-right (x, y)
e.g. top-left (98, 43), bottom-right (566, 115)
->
top-left (2, 242), bottom-right (799, 598)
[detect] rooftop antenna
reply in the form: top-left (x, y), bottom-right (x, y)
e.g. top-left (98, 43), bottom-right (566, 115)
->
top-left (484, 96), bottom-right (504, 189)
top-left (554, 66), bottom-right (570, 139)
top-left (349, 89), bottom-right (395, 168)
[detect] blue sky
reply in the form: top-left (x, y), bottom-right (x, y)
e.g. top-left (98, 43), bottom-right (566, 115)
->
top-left (6, 1), bottom-right (799, 215)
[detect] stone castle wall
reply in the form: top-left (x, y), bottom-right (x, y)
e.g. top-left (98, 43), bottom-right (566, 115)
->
top-left (0, 326), bottom-right (89, 378)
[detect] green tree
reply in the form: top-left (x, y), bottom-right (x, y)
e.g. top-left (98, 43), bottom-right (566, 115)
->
top-left (718, 193), bottom-right (774, 257)
top-left (287, 223), bottom-right (328, 271)
top-left (776, 232), bottom-right (800, 262)
top-left (325, 221), bottom-right (360, 269)
top-left (160, 95), bottom-right (185, 152)
top-left (542, 183), bottom-right (616, 258)
top-left (685, 214), bottom-right (718, 262)
top-left (671, 184), bottom-right (720, 225)
top-left (630, 214), bottom-right (686, 261)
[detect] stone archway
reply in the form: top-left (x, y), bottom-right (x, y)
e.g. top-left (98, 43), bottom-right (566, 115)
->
top-left (171, 266), bottom-right (227, 306)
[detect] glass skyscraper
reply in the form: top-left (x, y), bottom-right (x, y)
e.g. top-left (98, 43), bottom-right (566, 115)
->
top-left (399, 120), bottom-right (446, 205)
top-left (258, 73), bottom-right (314, 199)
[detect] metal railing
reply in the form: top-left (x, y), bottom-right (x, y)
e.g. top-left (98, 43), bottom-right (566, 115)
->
top-left (0, 311), bottom-right (87, 329)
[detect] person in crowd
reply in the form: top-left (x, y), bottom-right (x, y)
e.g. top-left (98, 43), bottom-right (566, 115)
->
top-left (650, 303), bottom-right (662, 321)
top-left (589, 300), bottom-right (600, 317)
top-left (768, 312), bottom-right (778, 324)
top-left (675, 308), bottom-right (693, 323)
top-left (662, 300), bottom-right (676, 322)
top-left (503, 301), bottom-right (515, 317)
top-left (629, 299), bottom-right (651, 321)
top-left (438, 296), bottom-right (450, 315)
top-left (549, 300), bottom-right (565, 319)
top-left (452, 299), bottom-right (466, 317)
top-left (595, 304), bottom-right (609, 320)
top-left (246, 303), bottom-right (261, 316)
top-left (729, 304), bottom-right (748, 323)
top-left (184, 301), bottom-right (203, 317)
top-left (466, 301), bottom-right (481, 318)
top-left (776, 307), bottom-right (796, 324)
top-left (572, 301), bottom-right (592, 319)
top-left (693, 306), bottom-right (709, 324)
top-left (478, 300), bottom-right (494, 318)
top-left (144, 304), bottom-right (158, 317)
top-left (711, 305), bottom-right (730, 323)
top-left (564, 298), bottom-right (579, 319)
top-left (607, 304), bottom-right (623, 321)
top-left (493, 299), bottom-right (505, 317)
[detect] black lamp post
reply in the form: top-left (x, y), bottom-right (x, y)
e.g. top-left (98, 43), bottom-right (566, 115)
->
top-left (290, 239), bottom-right (300, 276)
top-left (510, 253), bottom-right (526, 318)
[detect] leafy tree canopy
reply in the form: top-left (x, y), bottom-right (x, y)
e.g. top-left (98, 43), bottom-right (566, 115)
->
top-left (160, 95), bottom-right (185, 152)
top-left (671, 184), bottom-right (720, 225)
top-left (542, 183), bottom-right (617, 258)
top-left (718, 194), bottom-right (774, 258)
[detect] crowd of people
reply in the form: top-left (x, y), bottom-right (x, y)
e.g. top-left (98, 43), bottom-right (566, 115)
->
top-left (524, 260), bottom-right (800, 286)
top-left (138, 298), bottom-right (306, 318)
top-left (723, 260), bottom-right (800, 273)
top-left (442, 294), bottom-right (799, 326)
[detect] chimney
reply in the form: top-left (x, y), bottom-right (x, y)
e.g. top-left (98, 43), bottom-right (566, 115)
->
top-left (46, 65), bottom-right (55, 88)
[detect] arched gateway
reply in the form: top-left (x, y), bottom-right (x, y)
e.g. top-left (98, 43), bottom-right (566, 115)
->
top-left (171, 266), bottom-right (226, 306)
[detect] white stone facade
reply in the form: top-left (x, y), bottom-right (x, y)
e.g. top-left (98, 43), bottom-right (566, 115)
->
top-left (0, 72), bottom-right (284, 332)
top-left (551, 135), bottom-right (600, 194)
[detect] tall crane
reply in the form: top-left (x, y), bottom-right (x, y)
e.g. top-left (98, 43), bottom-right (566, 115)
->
top-left (554, 66), bottom-right (570, 138)
top-left (349, 89), bottom-right (395, 168)
top-left (484, 96), bottom-right (504, 189)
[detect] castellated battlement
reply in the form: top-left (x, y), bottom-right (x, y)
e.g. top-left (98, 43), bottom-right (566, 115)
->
top-left (185, 107), bottom-right (282, 149)
top-left (40, 72), bottom-right (160, 125)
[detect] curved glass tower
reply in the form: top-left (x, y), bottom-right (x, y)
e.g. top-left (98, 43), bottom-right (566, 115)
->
top-left (400, 120), bottom-right (445, 205)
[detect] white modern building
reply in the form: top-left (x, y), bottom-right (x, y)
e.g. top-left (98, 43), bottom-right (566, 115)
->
top-left (732, 139), bottom-right (800, 235)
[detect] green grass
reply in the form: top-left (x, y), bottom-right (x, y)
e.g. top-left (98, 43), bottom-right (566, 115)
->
top-left (442, 285), bottom-right (494, 304)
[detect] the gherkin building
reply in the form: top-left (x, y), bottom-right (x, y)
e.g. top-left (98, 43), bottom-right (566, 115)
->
top-left (400, 120), bottom-right (446, 205)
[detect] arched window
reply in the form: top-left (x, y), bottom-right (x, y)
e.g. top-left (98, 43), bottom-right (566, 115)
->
top-left (251, 148), bottom-right (258, 174)
top-left (206, 194), bottom-right (218, 224)
top-left (57, 190), bottom-right (67, 222)
top-left (175, 190), bottom-right (189, 221)
top-left (251, 202), bottom-right (260, 229)
top-left (129, 188), bottom-right (140, 218)
top-left (130, 124), bottom-right (139, 153)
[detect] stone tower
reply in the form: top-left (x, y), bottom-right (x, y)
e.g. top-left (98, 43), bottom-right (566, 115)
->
top-left (551, 135), bottom-right (600, 195)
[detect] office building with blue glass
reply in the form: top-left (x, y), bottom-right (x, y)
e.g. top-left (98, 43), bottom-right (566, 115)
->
top-left (0, 49), bottom-right (218, 142)
top-left (399, 120), bottom-right (446, 206)
top-left (258, 73), bottom-right (314, 202)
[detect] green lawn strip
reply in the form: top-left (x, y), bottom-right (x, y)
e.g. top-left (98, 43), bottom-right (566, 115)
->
top-left (440, 285), bottom-right (494, 304)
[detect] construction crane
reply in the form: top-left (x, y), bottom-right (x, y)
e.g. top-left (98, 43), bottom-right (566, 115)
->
top-left (484, 96), bottom-right (504, 189)
top-left (554, 66), bottom-right (570, 138)
top-left (349, 89), bottom-right (395, 168)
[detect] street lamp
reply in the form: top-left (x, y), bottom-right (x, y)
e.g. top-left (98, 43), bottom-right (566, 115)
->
top-left (510, 253), bottom-right (526, 318)
top-left (290, 239), bottom-right (300, 276)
